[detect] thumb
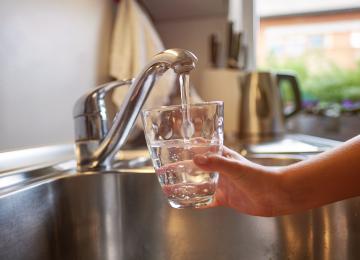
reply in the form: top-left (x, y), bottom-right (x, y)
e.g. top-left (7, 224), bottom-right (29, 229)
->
top-left (193, 154), bottom-right (245, 177)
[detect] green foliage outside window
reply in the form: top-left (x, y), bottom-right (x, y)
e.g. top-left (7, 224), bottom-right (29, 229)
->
top-left (262, 54), bottom-right (360, 103)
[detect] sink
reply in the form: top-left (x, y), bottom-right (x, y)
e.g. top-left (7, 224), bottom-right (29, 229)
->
top-left (1, 170), bottom-right (360, 259)
top-left (1, 137), bottom-right (359, 260)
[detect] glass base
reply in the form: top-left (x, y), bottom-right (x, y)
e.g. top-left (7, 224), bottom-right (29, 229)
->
top-left (168, 195), bottom-right (214, 209)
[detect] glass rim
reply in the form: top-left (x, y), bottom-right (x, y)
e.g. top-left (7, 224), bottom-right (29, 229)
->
top-left (141, 100), bottom-right (224, 114)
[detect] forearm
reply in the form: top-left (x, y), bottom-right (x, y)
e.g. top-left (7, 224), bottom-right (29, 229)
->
top-left (279, 135), bottom-right (360, 214)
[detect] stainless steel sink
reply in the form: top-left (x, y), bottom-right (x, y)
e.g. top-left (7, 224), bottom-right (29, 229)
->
top-left (1, 136), bottom-right (359, 260)
top-left (1, 170), bottom-right (360, 260)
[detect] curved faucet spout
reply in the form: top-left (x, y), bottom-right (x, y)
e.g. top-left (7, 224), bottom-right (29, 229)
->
top-left (74, 49), bottom-right (198, 171)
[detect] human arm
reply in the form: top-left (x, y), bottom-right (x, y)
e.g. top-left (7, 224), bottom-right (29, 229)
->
top-left (193, 135), bottom-right (360, 217)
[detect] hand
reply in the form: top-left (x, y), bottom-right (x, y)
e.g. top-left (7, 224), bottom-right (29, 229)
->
top-left (194, 146), bottom-right (286, 217)
top-left (194, 136), bottom-right (360, 216)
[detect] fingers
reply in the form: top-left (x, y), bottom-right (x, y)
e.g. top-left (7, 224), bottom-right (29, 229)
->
top-left (222, 146), bottom-right (243, 160)
top-left (193, 153), bottom-right (245, 178)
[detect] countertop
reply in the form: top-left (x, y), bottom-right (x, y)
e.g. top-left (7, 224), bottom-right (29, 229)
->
top-left (287, 113), bottom-right (360, 141)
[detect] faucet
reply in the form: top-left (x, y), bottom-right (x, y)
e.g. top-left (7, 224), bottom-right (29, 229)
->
top-left (73, 49), bottom-right (198, 171)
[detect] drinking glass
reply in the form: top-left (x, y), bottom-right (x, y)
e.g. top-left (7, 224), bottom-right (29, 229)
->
top-left (141, 101), bottom-right (224, 208)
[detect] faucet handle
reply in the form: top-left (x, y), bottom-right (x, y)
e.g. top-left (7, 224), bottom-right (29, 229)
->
top-left (73, 80), bottom-right (133, 159)
top-left (73, 79), bottom-right (133, 119)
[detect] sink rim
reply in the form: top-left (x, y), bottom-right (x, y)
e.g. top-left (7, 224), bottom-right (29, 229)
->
top-left (0, 134), bottom-right (342, 198)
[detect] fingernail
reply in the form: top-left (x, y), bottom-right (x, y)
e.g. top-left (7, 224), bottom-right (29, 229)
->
top-left (194, 155), bottom-right (209, 165)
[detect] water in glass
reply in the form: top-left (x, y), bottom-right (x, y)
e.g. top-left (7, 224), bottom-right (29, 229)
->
top-left (150, 138), bottom-right (220, 208)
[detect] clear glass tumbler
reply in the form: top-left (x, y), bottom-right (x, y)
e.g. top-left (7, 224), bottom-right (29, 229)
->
top-left (141, 101), bottom-right (224, 208)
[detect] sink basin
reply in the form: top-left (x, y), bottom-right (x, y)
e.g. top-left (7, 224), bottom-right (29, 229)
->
top-left (1, 169), bottom-right (360, 260)
top-left (1, 136), bottom-right (358, 260)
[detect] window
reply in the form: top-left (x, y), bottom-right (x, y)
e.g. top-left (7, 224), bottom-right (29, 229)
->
top-left (308, 34), bottom-right (325, 49)
top-left (350, 32), bottom-right (360, 48)
top-left (257, 0), bottom-right (360, 110)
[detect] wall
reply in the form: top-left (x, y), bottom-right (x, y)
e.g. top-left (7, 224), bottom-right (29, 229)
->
top-left (155, 17), bottom-right (228, 90)
top-left (0, 0), bottom-right (114, 151)
top-left (154, 0), bottom-right (256, 90)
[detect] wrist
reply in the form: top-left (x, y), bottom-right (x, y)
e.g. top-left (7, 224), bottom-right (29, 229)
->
top-left (268, 166), bottom-right (297, 216)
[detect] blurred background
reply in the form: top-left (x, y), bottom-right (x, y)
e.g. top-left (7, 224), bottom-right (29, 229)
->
top-left (0, 0), bottom-right (359, 151)
top-left (257, 0), bottom-right (360, 138)
top-left (258, 0), bottom-right (360, 92)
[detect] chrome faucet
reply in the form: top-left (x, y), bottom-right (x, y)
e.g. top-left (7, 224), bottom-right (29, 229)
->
top-left (73, 49), bottom-right (198, 171)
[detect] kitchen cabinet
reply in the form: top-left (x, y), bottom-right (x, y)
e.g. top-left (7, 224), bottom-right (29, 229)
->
top-left (140, 0), bottom-right (228, 21)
